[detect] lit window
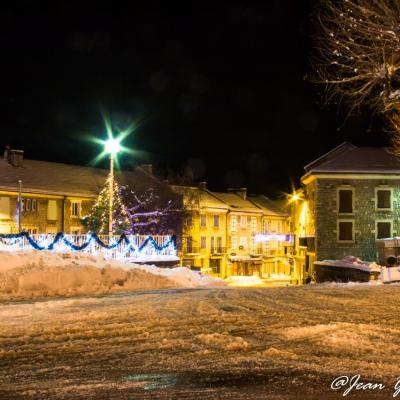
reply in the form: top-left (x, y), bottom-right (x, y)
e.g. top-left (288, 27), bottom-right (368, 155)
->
top-left (338, 221), bottom-right (354, 242)
top-left (338, 189), bottom-right (353, 213)
top-left (231, 216), bottom-right (237, 232)
top-left (213, 215), bottom-right (219, 227)
top-left (200, 214), bottom-right (206, 227)
top-left (239, 236), bottom-right (247, 248)
top-left (376, 189), bottom-right (391, 210)
top-left (377, 221), bottom-right (391, 239)
top-left (71, 201), bottom-right (80, 217)
top-left (231, 236), bottom-right (237, 250)
top-left (240, 216), bottom-right (247, 229)
top-left (251, 217), bottom-right (257, 232)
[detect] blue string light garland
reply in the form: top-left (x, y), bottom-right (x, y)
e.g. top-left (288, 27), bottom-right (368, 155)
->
top-left (0, 232), bottom-right (177, 252)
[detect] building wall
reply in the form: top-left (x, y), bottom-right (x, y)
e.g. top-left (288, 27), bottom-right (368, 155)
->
top-left (312, 178), bottom-right (400, 262)
top-left (0, 193), bottom-right (94, 234)
top-left (181, 209), bottom-right (229, 276)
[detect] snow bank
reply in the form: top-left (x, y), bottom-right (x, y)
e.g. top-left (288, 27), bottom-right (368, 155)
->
top-left (315, 255), bottom-right (381, 272)
top-left (225, 275), bottom-right (264, 287)
top-left (0, 251), bottom-right (224, 300)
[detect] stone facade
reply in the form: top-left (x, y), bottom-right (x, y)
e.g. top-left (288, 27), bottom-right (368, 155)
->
top-left (294, 142), bottom-right (400, 269)
top-left (312, 178), bottom-right (400, 262)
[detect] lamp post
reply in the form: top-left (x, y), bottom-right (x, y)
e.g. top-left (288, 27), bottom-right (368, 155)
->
top-left (104, 138), bottom-right (121, 237)
top-left (18, 180), bottom-right (22, 232)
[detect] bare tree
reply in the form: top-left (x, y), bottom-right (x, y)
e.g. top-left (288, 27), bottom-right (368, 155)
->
top-left (312, 0), bottom-right (400, 152)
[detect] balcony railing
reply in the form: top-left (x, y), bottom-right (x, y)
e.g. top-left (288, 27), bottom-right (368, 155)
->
top-left (211, 247), bottom-right (226, 255)
top-left (0, 233), bottom-right (177, 261)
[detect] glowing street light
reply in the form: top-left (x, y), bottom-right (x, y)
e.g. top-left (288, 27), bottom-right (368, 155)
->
top-left (86, 113), bottom-right (140, 236)
top-left (104, 138), bottom-right (121, 155)
top-left (291, 193), bottom-right (300, 201)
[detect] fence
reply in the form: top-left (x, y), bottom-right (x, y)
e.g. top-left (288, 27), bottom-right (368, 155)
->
top-left (0, 232), bottom-right (177, 261)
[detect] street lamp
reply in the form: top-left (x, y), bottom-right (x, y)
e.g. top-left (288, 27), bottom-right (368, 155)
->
top-left (104, 137), bottom-right (121, 237)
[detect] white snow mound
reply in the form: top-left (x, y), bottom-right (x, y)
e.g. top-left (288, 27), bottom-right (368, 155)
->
top-left (0, 251), bottom-right (224, 300)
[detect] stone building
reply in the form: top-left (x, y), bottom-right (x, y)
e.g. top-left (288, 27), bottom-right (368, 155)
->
top-left (293, 142), bottom-right (400, 275)
top-left (0, 148), bottom-right (173, 235)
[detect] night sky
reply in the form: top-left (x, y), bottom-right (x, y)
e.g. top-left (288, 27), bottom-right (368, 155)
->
top-left (0, 2), bottom-right (388, 197)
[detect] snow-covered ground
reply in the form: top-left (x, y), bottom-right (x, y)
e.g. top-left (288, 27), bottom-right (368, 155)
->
top-left (2, 284), bottom-right (400, 399)
top-left (0, 251), bottom-right (223, 300)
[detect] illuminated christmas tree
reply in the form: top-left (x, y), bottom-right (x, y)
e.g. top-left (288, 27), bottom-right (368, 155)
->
top-left (81, 174), bottom-right (130, 234)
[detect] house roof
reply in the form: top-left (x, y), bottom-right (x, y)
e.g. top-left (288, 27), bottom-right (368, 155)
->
top-left (0, 158), bottom-right (162, 198)
top-left (247, 195), bottom-right (288, 217)
top-left (303, 142), bottom-right (400, 178)
top-left (200, 190), bottom-right (229, 210)
top-left (210, 191), bottom-right (261, 213)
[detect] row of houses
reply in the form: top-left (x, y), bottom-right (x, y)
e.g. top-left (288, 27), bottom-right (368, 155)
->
top-left (1, 142), bottom-right (399, 283)
top-left (172, 183), bottom-right (291, 280)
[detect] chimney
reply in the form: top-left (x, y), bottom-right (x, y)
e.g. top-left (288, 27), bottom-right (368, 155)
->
top-left (198, 181), bottom-right (207, 191)
top-left (237, 187), bottom-right (247, 200)
top-left (140, 164), bottom-right (153, 175)
top-left (8, 149), bottom-right (24, 167)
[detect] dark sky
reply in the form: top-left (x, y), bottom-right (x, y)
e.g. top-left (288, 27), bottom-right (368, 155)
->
top-left (0, 2), bottom-right (388, 197)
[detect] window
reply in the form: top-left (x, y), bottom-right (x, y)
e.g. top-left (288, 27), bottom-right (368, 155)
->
top-left (239, 236), bottom-right (247, 249)
top-left (71, 201), bottom-right (80, 217)
top-left (200, 214), bottom-right (206, 227)
top-left (186, 236), bottom-right (193, 253)
top-left (376, 221), bottom-right (391, 239)
top-left (0, 197), bottom-right (10, 219)
top-left (32, 199), bottom-right (38, 212)
top-left (213, 214), bottom-right (219, 228)
top-left (338, 189), bottom-right (353, 213)
top-left (24, 227), bottom-right (38, 235)
top-left (338, 220), bottom-right (354, 242)
top-left (251, 217), bottom-right (257, 232)
top-left (211, 236), bottom-right (215, 252)
top-left (47, 200), bottom-right (57, 220)
top-left (240, 216), bottom-right (247, 229)
top-left (200, 236), bottom-right (206, 249)
top-left (26, 198), bottom-right (31, 212)
top-left (217, 236), bottom-right (222, 251)
top-left (376, 189), bottom-right (392, 210)
top-left (185, 214), bottom-right (193, 227)
top-left (231, 236), bottom-right (237, 250)
top-left (231, 216), bottom-right (237, 232)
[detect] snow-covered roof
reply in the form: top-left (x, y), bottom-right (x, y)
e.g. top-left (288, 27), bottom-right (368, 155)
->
top-left (303, 142), bottom-right (400, 179)
top-left (211, 191), bottom-right (261, 213)
top-left (0, 158), bottom-right (166, 198)
top-left (247, 195), bottom-right (288, 217)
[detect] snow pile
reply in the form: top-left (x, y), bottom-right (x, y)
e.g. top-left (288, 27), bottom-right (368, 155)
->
top-left (225, 275), bottom-right (264, 287)
top-left (0, 251), bottom-right (223, 300)
top-left (316, 280), bottom-right (382, 288)
top-left (315, 255), bottom-right (381, 272)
